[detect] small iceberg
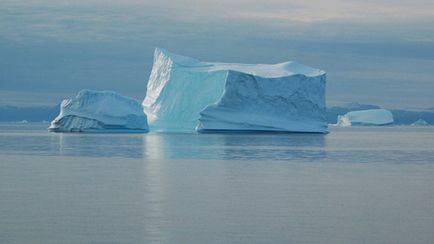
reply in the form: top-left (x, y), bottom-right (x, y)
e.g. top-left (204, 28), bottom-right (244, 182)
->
top-left (336, 109), bottom-right (394, 126)
top-left (49, 90), bottom-right (148, 132)
top-left (411, 119), bottom-right (429, 126)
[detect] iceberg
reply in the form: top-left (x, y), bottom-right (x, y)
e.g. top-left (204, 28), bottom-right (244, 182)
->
top-left (411, 119), bottom-right (429, 126)
top-left (336, 109), bottom-right (394, 126)
top-left (49, 90), bottom-right (148, 132)
top-left (143, 48), bottom-right (327, 133)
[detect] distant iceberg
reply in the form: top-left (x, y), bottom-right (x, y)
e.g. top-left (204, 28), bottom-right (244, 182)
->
top-left (337, 109), bottom-right (394, 126)
top-left (49, 90), bottom-right (148, 132)
top-left (143, 48), bottom-right (327, 133)
top-left (411, 119), bottom-right (429, 126)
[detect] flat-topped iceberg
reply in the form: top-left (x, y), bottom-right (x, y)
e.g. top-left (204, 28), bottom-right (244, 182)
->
top-left (337, 109), bottom-right (394, 126)
top-left (49, 90), bottom-right (148, 132)
top-left (143, 48), bottom-right (327, 133)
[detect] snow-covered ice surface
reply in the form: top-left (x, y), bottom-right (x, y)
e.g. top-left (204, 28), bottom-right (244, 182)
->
top-left (337, 109), bottom-right (394, 126)
top-left (411, 118), bottom-right (429, 126)
top-left (49, 90), bottom-right (148, 132)
top-left (143, 48), bottom-right (327, 133)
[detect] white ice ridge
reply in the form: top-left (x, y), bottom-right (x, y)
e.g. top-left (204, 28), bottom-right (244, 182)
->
top-left (49, 90), bottom-right (148, 132)
top-left (143, 48), bottom-right (328, 133)
top-left (336, 109), bottom-right (394, 127)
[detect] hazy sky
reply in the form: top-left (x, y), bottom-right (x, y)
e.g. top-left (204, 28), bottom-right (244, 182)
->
top-left (1, 0), bottom-right (433, 109)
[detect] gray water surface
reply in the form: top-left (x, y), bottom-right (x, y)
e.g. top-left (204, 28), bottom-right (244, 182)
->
top-left (1, 123), bottom-right (434, 243)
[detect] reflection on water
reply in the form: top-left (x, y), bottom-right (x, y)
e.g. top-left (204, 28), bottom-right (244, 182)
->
top-left (0, 133), bottom-right (147, 158)
top-left (0, 127), bottom-right (326, 160)
top-left (142, 151), bottom-right (166, 242)
top-left (58, 133), bottom-right (147, 158)
top-left (2, 123), bottom-right (434, 243)
top-left (143, 133), bottom-right (326, 160)
top-left (1, 123), bottom-right (434, 163)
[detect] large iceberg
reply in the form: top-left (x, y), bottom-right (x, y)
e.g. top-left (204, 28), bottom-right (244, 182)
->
top-left (336, 109), bottom-right (394, 126)
top-left (143, 48), bottom-right (327, 133)
top-left (49, 90), bottom-right (148, 132)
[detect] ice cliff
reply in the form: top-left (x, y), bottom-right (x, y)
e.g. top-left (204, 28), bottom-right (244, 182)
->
top-left (143, 48), bottom-right (327, 133)
top-left (337, 109), bottom-right (394, 126)
top-left (49, 90), bottom-right (148, 132)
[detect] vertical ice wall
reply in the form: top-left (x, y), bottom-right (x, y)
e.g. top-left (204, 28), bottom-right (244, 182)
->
top-left (143, 48), bottom-right (227, 131)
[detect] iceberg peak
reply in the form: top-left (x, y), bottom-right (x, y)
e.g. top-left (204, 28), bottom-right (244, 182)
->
top-left (411, 118), bottom-right (429, 126)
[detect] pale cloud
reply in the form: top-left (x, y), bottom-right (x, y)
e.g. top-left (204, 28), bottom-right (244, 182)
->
top-left (0, 0), bottom-right (433, 109)
top-left (1, 0), bottom-right (434, 42)
top-left (121, 0), bottom-right (434, 22)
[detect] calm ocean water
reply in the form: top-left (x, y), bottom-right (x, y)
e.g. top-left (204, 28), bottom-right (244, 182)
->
top-left (1, 123), bottom-right (434, 243)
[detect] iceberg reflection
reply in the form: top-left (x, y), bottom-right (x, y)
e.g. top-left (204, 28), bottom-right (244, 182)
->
top-left (0, 127), bottom-right (326, 160)
top-left (143, 133), bottom-right (326, 161)
top-left (57, 133), bottom-right (146, 158)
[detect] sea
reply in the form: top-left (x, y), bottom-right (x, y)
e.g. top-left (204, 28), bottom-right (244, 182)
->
top-left (1, 122), bottom-right (434, 243)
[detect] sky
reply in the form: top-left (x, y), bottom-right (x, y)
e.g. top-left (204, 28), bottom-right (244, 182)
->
top-left (1, 0), bottom-right (434, 109)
